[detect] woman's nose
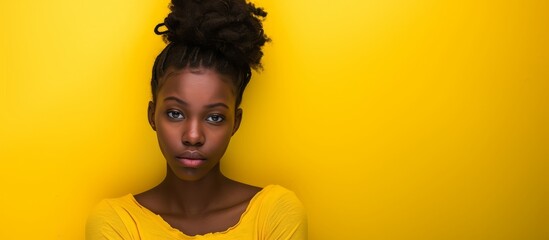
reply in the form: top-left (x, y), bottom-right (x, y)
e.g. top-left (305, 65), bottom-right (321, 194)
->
top-left (182, 119), bottom-right (204, 146)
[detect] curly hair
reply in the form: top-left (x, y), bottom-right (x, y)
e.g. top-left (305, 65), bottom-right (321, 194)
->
top-left (151, 0), bottom-right (270, 107)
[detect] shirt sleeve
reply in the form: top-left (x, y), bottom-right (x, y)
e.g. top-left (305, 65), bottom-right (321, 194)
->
top-left (85, 200), bottom-right (133, 240)
top-left (262, 189), bottom-right (308, 240)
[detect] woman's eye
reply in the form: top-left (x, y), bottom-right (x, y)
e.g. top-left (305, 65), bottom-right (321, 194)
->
top-left (167, 110), bottom-right (184, 119)
top-left (206, 114), bottom-right (225, 123)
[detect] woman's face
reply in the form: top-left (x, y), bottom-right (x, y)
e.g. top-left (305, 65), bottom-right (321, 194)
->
top-left (149, 67), bottom-right (241, 181)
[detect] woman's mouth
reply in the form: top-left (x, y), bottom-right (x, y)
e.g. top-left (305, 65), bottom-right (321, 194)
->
top-left (176, 151), bottom-right (206, 168)
top-left (177, 158), bottom-right (206, 168)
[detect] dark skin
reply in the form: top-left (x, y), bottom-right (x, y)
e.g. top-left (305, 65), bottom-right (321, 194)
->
top-left (135, 67), bottom-right (260, 236)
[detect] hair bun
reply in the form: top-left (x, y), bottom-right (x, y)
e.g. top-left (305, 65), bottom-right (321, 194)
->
top-left (156, 0), bottom-right (270, 70)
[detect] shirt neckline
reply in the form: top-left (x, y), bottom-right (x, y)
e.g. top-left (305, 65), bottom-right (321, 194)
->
top-left (128, 184), bottom-right (274, 238)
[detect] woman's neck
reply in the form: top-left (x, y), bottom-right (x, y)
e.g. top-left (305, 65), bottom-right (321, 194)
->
top-left (157, 164), bottom-right (231, 217)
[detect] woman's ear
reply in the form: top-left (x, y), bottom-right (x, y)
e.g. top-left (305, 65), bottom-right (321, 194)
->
top-left (148, 101), bottom-right (156, 131)
top-left (232, 108), bottom-right (243, 135)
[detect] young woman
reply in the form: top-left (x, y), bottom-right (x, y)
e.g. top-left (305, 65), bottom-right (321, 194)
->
top-left (86, 0), bottom-right (307, 239)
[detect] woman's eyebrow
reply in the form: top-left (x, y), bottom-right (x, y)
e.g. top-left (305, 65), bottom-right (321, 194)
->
top-left (204, 103), bottom-right (229, 109)
top-left (163, 96), bottom-right (229, 109)
top-left (163, 96), bottom-right (188, 105)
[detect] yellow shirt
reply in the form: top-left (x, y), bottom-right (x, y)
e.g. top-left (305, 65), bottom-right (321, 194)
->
top-left (86, 185), bottom-right (307, 239)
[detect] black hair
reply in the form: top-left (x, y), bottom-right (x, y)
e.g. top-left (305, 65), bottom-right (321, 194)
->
top-left (151, 0), bottom-right (270, 107)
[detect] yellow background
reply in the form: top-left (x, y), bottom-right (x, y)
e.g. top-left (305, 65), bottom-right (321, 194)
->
top-left (1, 0), bottom-right (548, 239)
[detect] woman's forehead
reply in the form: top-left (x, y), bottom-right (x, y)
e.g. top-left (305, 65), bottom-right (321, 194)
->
top-left (157, 67), bottom-right (236, 104)
top-left (160, 67), bottom-right (235, 90)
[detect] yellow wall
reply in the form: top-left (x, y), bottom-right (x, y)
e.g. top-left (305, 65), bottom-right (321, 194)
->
top-left (1, 0), bottom-right (547, 239)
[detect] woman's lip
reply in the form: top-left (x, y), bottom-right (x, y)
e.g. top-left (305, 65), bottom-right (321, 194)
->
top-left (177, 151), bottom-right (206, 160)
top-left (176, 151), bottom-right (206, 168)
top-left (176, 157), bottom-right (206, 168)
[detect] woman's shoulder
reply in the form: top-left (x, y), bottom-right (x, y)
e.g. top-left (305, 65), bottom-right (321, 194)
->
top-left (87, 194), bottom-right (147, 229)
top-left (245, 185), bottom-right (307, 239)
top-left (262, 184), bottom-right (297, 195)
top-left (223, 181), bottom-right (303, 211)
top-left (255, 185), bottom-right (300, 200)
top-left (90, 194), bottom-right (137, 215)
top-left (254, 185), bottom-right (305, 210)
top-left (86, 194), bottom-right (143, 239)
